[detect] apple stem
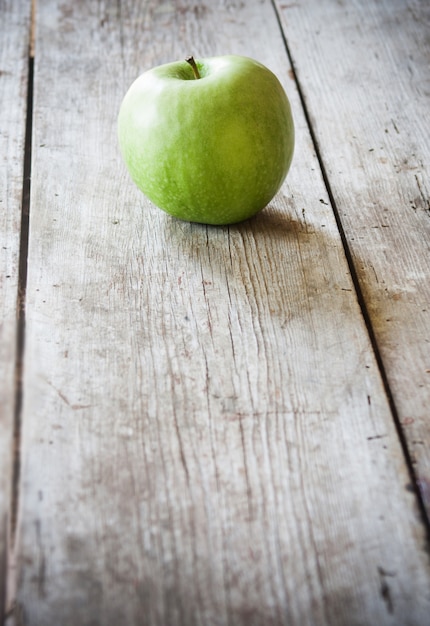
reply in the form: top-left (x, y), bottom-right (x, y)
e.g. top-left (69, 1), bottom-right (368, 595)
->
top-left (186, 56), bottom-right (201, 79)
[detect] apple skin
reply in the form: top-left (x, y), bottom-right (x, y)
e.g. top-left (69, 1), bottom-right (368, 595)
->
top-left (118, 55), bottom-right (294, 225)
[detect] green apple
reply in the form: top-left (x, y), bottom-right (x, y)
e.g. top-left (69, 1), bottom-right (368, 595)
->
top-left (118, 55), bottom-right (294, 225)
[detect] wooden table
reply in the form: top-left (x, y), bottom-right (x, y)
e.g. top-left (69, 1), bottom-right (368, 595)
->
top-left (1, 0), bottom-right (430, 624)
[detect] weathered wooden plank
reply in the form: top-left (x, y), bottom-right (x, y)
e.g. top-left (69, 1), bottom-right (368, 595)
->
top-left (275, 0), bottom-right (430, 512)
top-left (14, 0), bottom-right (430, 624)
top-left (0, 0), bottom-right (31, 618)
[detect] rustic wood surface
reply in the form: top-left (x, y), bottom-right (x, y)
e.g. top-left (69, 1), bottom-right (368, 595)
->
top-left (2, 0), bottom-right (430, 624)
top-left (0, 0), bottom-right (31, 618)
top-left (275, 0), bottom-right (430, 516)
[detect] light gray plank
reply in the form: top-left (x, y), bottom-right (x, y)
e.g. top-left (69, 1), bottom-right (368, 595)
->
top-left (0, 0), bottom-right (31, 618)
top-left (275, 0), bottom-right (430, 512)
top-left (15, 0), bottom-right (430, 624)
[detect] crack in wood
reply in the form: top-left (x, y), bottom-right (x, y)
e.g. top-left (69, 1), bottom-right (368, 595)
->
top-left (377, 566), bottom-right (396, 614)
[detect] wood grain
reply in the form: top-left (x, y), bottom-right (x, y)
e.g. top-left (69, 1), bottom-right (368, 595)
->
top-left (12, 0), bottom-right (430, 624)
top-left (0, 0), bottom-right (31, 618)
top-left (275, 0), bottom-right (430, 513)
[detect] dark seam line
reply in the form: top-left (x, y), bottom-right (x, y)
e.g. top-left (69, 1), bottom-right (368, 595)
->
top-left (270, 0), bottom-right (430, 540)
top-left (11, 54), bottom-right (34, 547)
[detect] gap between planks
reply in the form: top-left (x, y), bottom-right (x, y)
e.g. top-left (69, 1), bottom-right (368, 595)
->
top-left (6, 42), bottom-right (35, 626)
top-left (10, 53), bottom-right (33, 547)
